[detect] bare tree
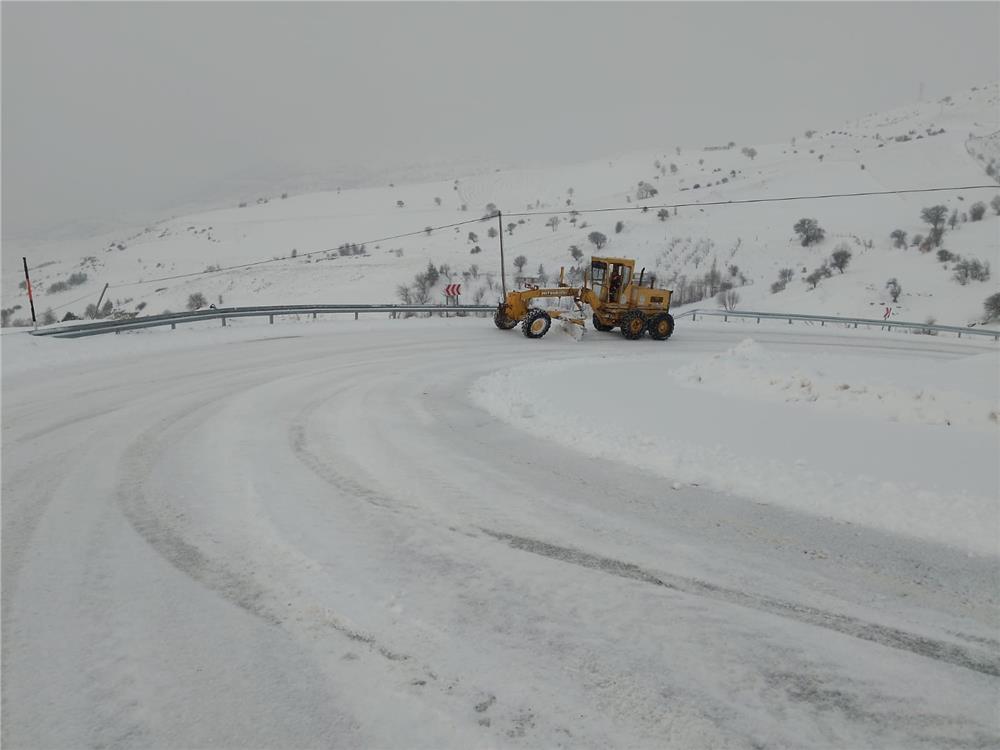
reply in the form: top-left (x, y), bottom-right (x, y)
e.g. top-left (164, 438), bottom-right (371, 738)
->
top-left (885, 278), bottom-right (902, 302)
top-left (984, 292), bottom-right (1000, 321)
top-left (920, 205), bottom-right (948, 230)
top-left (830, 244), bottom-right (852, 273)
top-left (636, 181), bottom-right (658, 200)
top-left (716, 289), bottom-right (740, 310)
top-left (588, 231), bottom-right (607, 250)
top-left (793, 218), bottom-right (825, 246)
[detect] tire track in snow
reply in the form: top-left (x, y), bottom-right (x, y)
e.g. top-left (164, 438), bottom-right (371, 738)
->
top-left (113, 357), bottom-right (424, 672)
top-left (482, 529), bottom-right (1000, 678)
top-left (116, 387), bottom-right (285, 626)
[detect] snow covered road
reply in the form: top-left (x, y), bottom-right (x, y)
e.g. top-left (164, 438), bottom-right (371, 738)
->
top-left (2, 318), bottom-right (998, 748)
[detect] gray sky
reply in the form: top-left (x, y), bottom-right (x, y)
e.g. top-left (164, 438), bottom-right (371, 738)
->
top-left (3, 1), bottom-right (998, 242)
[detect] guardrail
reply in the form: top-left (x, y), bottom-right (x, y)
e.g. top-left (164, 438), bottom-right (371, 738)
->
top-left (677, 308), bottom-right (1000, 341)
top-left (24, 303), bottom-right (1000, 341)
top-left (28, 304), bottom-right (497, 339)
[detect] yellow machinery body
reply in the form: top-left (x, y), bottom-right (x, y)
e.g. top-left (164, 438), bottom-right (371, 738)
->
top-left (494, 256), bottom-right (675, 340)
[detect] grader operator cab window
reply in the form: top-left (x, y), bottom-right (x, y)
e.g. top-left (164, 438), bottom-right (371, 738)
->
top-left (590, 261), bottom-right (607, 298)
top-left (608, 264), bottom-right (632, 303)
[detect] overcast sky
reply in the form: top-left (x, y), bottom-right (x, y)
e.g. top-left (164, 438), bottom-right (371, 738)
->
top-left (3, 1), bottom-right (998, 242)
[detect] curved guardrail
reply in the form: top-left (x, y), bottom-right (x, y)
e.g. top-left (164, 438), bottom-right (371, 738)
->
top-left (677, 308), bottom-right (1000, 341)
top-left (23, 303), bottom-right (1000, 341)
top-left (28, 304), bottom-right (497, 338)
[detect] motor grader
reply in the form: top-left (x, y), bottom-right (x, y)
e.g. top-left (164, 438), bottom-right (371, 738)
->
top-left (493, 256), bottom-right (675, 340)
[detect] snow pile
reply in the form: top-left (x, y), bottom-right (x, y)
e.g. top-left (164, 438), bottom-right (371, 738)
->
top-left (470, 341), bottom-right (999, 555)
top-left (671, 338), bottom-right (1000, 428)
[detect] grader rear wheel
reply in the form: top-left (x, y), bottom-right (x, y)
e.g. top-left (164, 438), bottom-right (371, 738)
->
top-left (620, 310), bottom-right (647, 340)
top-left (647, 312), bottom-right (675, 340)
top-left (521, 309), bottom-right (552, 338)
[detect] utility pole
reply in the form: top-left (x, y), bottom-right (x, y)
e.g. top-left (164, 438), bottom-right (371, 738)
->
top-left (93, 283), bottom-right (109, 318)
top-left (497, 210), bottom-right (507, 297)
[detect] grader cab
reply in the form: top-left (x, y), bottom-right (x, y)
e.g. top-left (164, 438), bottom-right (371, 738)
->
top-left (494, 256), bottom-right (675, 340)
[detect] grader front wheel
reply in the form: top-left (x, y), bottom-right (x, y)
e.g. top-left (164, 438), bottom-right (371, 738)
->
top-left (620, 310), bottom-right (647, 340)
top-left (521, 309), bottom-right (552, 338)
top-left (494, 308), bottom-right (518, 330)
top-left (592, 313), bottom-right (615, 332)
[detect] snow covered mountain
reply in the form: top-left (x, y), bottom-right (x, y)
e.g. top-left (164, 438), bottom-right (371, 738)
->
top-left (4, 82), bottom-right (999, 327)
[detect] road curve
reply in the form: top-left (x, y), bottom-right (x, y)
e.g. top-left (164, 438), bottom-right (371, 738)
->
top-left (3, 320), bottom-right (998, 748)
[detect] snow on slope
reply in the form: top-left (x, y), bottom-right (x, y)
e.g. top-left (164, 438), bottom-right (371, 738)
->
top-left (3, 83), bottom-right (998, 326)
top-left (471, 328), bottom-right (1000, 555)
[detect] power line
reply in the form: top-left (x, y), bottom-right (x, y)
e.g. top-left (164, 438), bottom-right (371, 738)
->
top-left (504, 184), bottom-right (999, 218)
top-left (113, 216), bottom-right (485, 289)
top-left (36, 182), bottom-right (999, 304)
top-left (46, 290), bottom-right (96, 313)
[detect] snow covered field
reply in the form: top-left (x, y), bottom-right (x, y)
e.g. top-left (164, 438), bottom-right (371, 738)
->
top-left (4, 84), bottom-right (999, 329)
top-left (3, 316), bottom-right (998, 748)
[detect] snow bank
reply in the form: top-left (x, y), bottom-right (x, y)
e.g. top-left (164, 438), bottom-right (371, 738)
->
top-left (671, 338), bottom-right (1000, 428)
top-left (470, 341), bottom-right (1000, 555)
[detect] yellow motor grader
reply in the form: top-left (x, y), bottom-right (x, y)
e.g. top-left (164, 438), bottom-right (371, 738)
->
top-left (494, 256), bottom-right (675, 340)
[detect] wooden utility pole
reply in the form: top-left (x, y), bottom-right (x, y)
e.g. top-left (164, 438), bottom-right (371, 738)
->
top-left (497, 210), bottom-right (507, 297)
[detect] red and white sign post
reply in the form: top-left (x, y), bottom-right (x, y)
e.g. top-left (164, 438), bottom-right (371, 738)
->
top-left (22, 257), bottom-right (36, 327)
top-left (442, 283), bottom-right (461, 315)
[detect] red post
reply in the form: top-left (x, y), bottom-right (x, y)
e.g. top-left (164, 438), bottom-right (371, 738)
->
top-left (22, 258), bottom-right (36, 325)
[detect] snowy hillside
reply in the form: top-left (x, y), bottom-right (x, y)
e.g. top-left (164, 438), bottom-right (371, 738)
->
top-left (4, 83), bottom-right (999, 327)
